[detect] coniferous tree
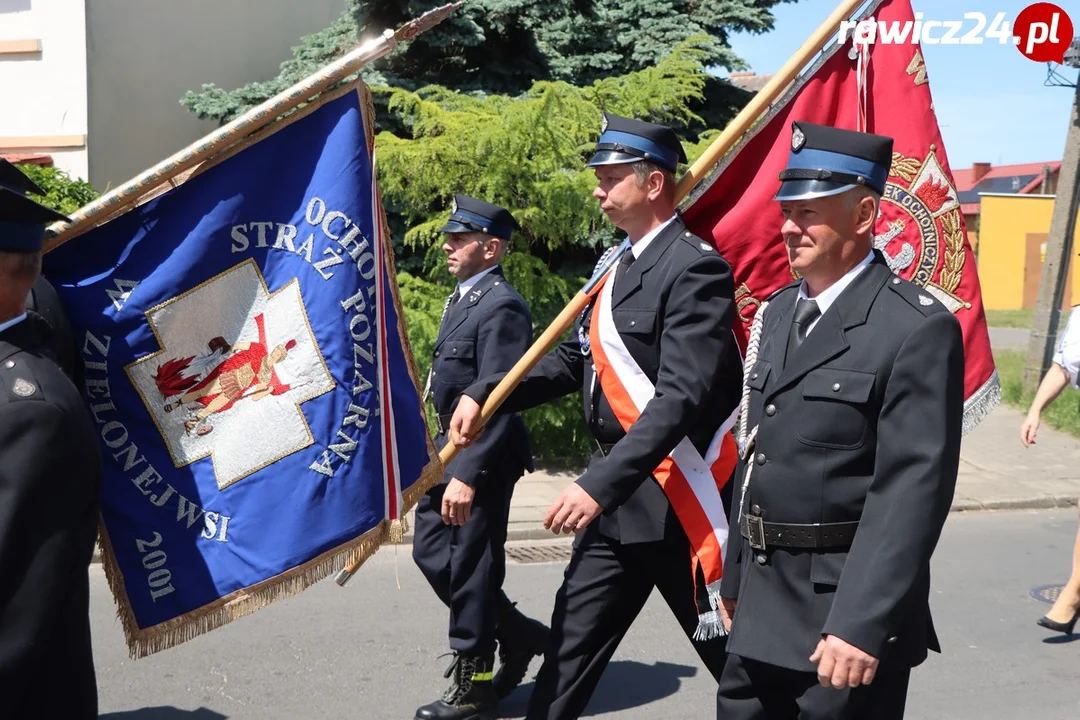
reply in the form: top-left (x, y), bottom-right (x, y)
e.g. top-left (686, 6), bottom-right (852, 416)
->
top-left (181, 0), bottom-right (794, 123)
top-left (178, 1), bottom-right (798, 464)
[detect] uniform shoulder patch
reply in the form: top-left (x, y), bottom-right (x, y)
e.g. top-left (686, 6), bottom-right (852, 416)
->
top-left (678, 230), bottom-right (715, 255)
top-left (886, 275), bottom-right (945, 316)
top-left (12, 377), bottom-right (36, 397)
top-left (0, 356), bottom-right (44, 403)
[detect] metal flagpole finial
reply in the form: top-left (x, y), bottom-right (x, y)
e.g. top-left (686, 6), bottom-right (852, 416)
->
top-left (394, 2), bottom-right (464, 44)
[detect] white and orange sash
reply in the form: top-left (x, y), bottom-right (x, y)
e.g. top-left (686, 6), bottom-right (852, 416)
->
top-left (588, 256), bottom-right (740, 639)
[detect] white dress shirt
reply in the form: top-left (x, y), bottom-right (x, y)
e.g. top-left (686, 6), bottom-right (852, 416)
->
top-left (456, 265), bottom-right (500, 300)
top-left (629, 215), bottom-right (678, 259)
top-left (796, 251), bottom-right (875, 336)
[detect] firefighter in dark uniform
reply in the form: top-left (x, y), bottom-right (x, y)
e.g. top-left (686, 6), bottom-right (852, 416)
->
top-left (715, 122), bottom-right (965, 719)
top-left (413, 195), bottom-right (548, 720)
top-left (0, 161), bottom-right (80, 384)
top-left (0, 162), bottom-right (102, 718)
top-left (450, 115), bottom-right (743, 720)
top-left (26, 272), bottom-right (81, 384)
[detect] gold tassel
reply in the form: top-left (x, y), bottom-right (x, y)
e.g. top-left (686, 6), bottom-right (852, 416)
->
top-left (106, 519), bottom-right (392, 659)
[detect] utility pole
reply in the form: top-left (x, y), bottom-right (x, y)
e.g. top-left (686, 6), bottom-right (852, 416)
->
top-left (1023, 58), bottom-right (1080, 395)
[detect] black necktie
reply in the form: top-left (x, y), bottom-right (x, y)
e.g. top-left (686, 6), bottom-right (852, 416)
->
top-left (614, 250), bottom-right (635, 291)
top-left (785, 298), bottom-right (820, 366)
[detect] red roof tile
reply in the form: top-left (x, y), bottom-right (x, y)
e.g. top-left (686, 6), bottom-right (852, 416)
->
top-left (0, 152), bottom-right (53, 166)
top-left (953, 168), bottom-right (975, 191)
top-left (956, 161), bottom-right (1060, 190)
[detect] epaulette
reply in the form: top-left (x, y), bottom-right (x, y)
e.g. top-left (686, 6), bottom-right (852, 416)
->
top-left (0, 354), bottom-right (44, 404)
top-left (677, 229), bottom-right (719, 256)
top-left (886, 274), bottom-right (946, 316)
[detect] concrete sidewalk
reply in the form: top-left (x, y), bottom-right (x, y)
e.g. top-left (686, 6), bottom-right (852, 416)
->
top-left (493, 400), bottom-right (1080, 541)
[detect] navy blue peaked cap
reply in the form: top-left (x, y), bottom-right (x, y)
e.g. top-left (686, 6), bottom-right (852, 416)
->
top-left (588, 113), bottom-right (687, 174)
top-left (438, 194), bottom-right (521, 241)
top-left (775, 121), bottom-right (894, 201)
top-left (0, 159), bottom-right (70, 252)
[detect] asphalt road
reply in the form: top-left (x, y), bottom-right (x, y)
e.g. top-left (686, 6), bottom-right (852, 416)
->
top-left (93, 509), bottom-right (1080, 720)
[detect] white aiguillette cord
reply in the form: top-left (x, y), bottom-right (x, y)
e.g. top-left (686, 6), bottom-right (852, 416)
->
top-left (736, 300), bottom-right (769, 524)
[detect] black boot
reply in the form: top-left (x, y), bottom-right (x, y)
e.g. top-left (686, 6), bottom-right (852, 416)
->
top-left (492, 605), bottom-right (550, 699)
top-left (414, 653), bottom-right (498, 720)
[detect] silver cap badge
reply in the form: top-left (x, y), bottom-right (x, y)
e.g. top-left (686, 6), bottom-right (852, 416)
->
top-left (792, 125), bottom-right (806, 151)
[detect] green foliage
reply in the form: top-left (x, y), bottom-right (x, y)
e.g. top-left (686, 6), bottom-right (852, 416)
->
top-left (180, 13), bottom-right (363, 122)
top-left (181, 0), bottom-right (793, 125)
top-left (17, 164), bottom-right (99, 216)
top-left (379, 41), bottom-right (712, 465)
top-left (984, 309), bottom-right (1033, 329)
top-left (376, 39), bottom-right (710, 259)
top-left (396, 267), bottom-right (594, 467)
top-left (996, 350), bottom-right (1080, 439)
top-left (178, 0), bottom-right (797, 464)
top-left (532, 0), bottom-right (794, 88)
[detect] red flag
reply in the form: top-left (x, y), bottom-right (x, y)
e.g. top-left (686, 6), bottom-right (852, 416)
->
top-left (682, 0), bottom-right (999, 432)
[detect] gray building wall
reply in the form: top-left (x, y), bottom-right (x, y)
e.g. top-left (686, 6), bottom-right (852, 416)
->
top-left (85, 0), bottom-right (347, 190)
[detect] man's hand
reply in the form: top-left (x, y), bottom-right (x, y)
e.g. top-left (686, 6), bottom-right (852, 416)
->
top-left (719, 597), bottom-right (737, 632)
top-left (1020, 412), bottom-right (1040, 447)
top-left (544, 483), bottom-right (603, 535)
top-left (809, 635), bottom-right (879, 689)
top-left (441, 478), bottom-right (475, 526)
top-left (449, 395), bottom-right (484, 448)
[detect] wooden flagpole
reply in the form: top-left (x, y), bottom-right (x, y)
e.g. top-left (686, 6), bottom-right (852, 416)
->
top-left (43, 2), bottom-right (464, 252)
top-left (676, 0), bottom-right (869, 198)
top-left (335, 0), bottom-right (871, 585)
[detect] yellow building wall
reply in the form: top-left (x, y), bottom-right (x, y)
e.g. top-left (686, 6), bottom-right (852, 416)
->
top-left (976, 195), bottom-right (1080, 311)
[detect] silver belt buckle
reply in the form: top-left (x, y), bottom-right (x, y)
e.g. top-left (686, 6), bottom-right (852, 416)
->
top-left (744, 515), bottom-right (767, 551)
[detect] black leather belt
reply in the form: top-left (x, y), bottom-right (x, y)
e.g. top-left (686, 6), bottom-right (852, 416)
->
top-left (740, 514), bottom-right (859, 551)
top-left (435, 413), bottom-right (454, 434)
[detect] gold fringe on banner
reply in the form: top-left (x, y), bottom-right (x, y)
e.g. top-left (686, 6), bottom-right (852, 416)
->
top-left (100, 514), bottom-right (395, 658)
top-left (83, 78), bottom-right (442, 658)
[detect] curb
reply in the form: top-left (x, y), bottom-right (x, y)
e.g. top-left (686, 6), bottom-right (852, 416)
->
top-left (88, 496), bottom-right (1080, 565)
top-left (949, 495), bottom-right (1078, 513)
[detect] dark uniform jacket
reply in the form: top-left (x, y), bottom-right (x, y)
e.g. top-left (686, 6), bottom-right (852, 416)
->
top-left (720, 253), bottom-right (964, 673)
top-left (25, 275), bottom-right (81, 384)
top-left (0, 313), bottom-right (102, 719)
top-left (465, 217), bottom-right (743, 543)
top-left (432, 266), bottom-right (533, 485)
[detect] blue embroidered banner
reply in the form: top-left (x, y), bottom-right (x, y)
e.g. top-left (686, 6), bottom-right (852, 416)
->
top-left (42, 85), bottom-right (437, 656)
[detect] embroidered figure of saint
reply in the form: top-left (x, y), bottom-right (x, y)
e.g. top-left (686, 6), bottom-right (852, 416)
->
top-left (159, 313), bottom-right (296, 435)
